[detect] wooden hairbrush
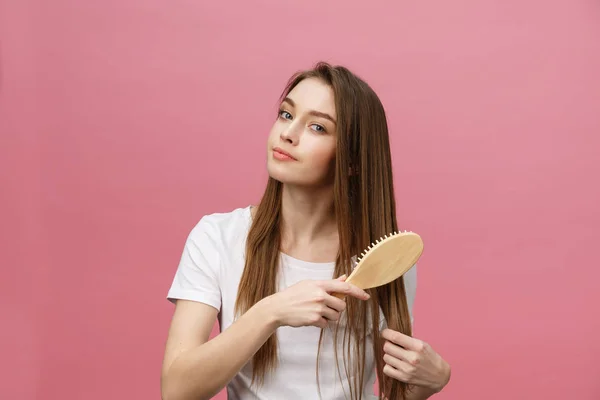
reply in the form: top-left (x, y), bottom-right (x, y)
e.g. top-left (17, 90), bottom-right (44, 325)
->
top-left (334, 231), bottom-right (423, 298)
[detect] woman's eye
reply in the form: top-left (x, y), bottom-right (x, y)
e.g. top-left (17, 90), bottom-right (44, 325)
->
top-left (311, 124), bottom-right (326, 133)
top-left (279, 110), bottom-right (292, 120)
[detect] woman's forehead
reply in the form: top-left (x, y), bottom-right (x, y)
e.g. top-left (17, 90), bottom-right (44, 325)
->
top-left (286, 78), bottom-right (336, 119)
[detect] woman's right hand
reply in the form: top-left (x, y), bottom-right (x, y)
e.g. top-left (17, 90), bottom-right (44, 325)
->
top-left (265, 275), bottom-right (371, 329)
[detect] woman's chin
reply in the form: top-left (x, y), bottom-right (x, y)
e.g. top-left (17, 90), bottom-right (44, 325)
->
top-left (267, 163), bottom-right (330, 187)
top-left (267, 171), bottom-right (308, 186)
top-left (267, 171), bottom-right (298, 185)
top-left (266, 163), bottom-right (294, 183)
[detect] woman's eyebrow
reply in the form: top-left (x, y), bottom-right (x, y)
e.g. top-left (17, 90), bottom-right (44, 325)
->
top-left (282, 97), bottom-right (337, 124)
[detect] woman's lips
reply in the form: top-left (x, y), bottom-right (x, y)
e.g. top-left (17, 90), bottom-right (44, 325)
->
top-left (273, 148), bottom-right (297, 161)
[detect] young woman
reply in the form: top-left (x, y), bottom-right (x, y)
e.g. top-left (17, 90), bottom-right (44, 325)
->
top-left (161, 62), bottom-right (451, 400)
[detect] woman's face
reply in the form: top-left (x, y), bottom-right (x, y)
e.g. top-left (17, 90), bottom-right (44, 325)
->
top-left (266, 77), bottom-right (337, 187)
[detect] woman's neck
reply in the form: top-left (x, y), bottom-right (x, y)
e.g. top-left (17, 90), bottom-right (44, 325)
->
top-left (279, 183), bottom-right (339, 262)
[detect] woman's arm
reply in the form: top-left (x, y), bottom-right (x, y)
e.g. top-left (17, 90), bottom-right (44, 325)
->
top-left (161, 278), bottom-right (368, 400)
top-left (161, 298), bottom-right (277, 400)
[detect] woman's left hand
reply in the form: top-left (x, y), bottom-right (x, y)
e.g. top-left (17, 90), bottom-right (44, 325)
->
top-left (381, 328), bottom-right (451, 393)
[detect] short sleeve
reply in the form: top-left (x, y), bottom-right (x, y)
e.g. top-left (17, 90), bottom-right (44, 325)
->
top-left (167, 217), bottom-right (222, 311)
top-left (379, 263), bottom-right (417, 330)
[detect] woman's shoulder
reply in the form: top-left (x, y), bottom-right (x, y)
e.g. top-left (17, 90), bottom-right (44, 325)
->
top-left (187, 204), bottom-right (254, 243)
top-left (196, 204), bottom-right (253, 225)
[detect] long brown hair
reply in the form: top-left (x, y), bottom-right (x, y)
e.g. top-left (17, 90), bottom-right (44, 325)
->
top-left (234, 62), bottom-right (413, 399)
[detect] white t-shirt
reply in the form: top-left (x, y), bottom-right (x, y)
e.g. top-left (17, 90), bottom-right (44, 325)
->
top-left (167, 205), bottom-right (417, 400)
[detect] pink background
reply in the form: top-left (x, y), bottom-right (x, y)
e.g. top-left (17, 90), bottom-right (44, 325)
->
top-left (1, 1), bottom-right (599, 399)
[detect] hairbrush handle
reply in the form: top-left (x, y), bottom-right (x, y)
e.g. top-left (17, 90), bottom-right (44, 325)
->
top-left (332, 292), bottom-right (346, 300)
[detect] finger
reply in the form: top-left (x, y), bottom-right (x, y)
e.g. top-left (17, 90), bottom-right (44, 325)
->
top-left (336, 274), bottom-right (347, 281)
top-left (323, 294), bottom-right (347, 312)
top-left (383, 353), bottom-right (405, 371)
top-left (382, 363), bottom-right (409, 383)
top-left (320, 280), bottom-right (370, 300)
top-left (381, 328), bottom-right (423, 351)
top-left (384, 356), bottom-right (421, 386)
top-left (314, 317), bottom-right (328, 329)
top-left (342, 282), bottom-right (370, 300)
top-left (383, 339), bottom-right (412, 362)
top-left (319, 305), bottom-right (340, 322)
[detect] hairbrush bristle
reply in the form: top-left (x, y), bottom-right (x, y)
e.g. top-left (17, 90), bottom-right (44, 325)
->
top-left (353, 229), bottom-right (419, 267)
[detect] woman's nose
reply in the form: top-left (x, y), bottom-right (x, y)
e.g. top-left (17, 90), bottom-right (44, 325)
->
top-left (280, 123), bottom-right (300, 144)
